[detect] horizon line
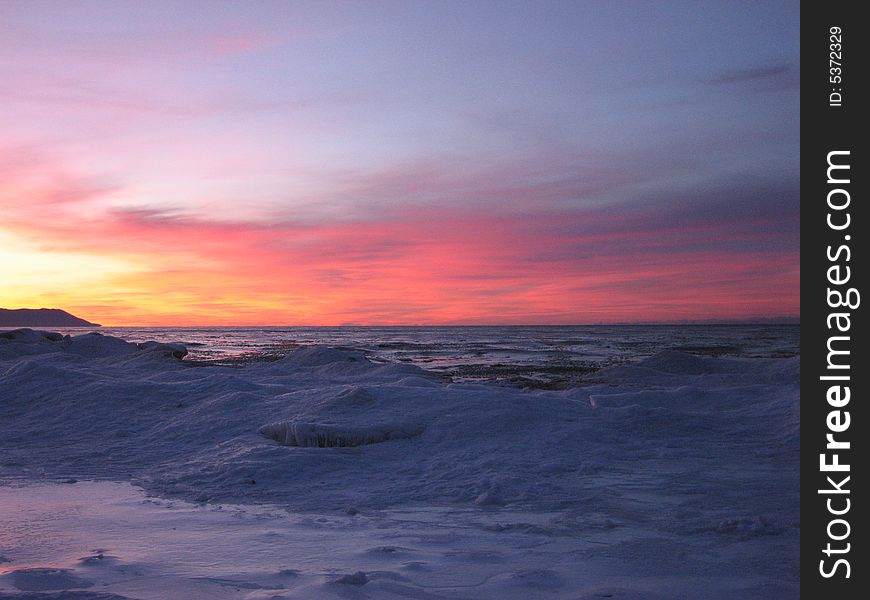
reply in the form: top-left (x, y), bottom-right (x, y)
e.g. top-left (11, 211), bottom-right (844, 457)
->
top-left (70, 320), bottom-right (801, 328)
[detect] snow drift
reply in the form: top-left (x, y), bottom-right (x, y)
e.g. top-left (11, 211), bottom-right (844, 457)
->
top-left (0, 329), bottom-right (800, 598)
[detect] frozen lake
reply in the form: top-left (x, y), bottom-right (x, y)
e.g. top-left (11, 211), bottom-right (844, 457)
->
top-left (0, 327), bottom-right (799, 598)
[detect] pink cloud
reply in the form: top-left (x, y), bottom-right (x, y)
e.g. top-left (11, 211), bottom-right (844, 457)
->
top-left (2, 185), bottom-right (798, 325)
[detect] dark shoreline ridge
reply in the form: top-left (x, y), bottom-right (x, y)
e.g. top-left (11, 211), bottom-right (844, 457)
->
top-left (0, 308), bottom-right (101, 327)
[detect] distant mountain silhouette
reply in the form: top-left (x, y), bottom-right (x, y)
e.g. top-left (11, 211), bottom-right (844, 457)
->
top-left (0, 308), bottom-right (101, 327)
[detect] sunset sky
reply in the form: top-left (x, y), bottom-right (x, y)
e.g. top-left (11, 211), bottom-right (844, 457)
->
top-left (0, 1), bottom-right (799, 326)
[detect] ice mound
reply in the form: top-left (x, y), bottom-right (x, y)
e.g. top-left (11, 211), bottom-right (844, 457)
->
top-left (260, 420), bottom-right (423, 447)
top-left (258, 385), bottom-right (424, 447)
top-left (65, 332), bottom-right (139, 358)
top-left (0, 328), bottom-right (66, 343)
top-left (282, 345), bottom-right (368, 367)
top-left (272, 345), bottom-right (429, 381)
top-left (0, 328), bottom-right (71, 360)
top-left (333, 571), bottom-right (368, 585)
top-left (136, 341), bottom-right (188, 360)
top-left (0, 329), bottom-right (187, 361)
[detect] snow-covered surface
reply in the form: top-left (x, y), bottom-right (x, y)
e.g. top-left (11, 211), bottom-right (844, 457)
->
top-left (0, 329), bottom-right (799, 599)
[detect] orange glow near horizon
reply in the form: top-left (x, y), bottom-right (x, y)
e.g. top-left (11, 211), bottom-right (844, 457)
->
top-left (1, 196), bottom-right (799, 326)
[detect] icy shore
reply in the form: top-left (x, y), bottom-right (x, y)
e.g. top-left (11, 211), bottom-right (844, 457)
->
top-left (0, 329), bottom-right (799, 599)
